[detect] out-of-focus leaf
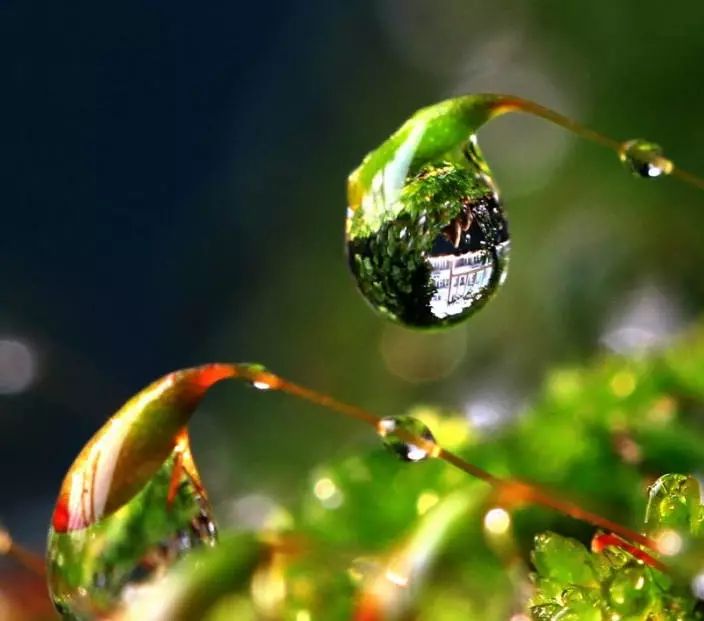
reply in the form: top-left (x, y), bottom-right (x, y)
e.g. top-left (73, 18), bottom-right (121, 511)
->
top-left (111, 533), bottom-right (261, 621)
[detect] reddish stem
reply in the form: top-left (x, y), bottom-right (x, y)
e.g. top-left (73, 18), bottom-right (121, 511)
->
top-left (592, 533), bottom-right (667, 572)
top-left (233, 365), bottom-right (661, 558)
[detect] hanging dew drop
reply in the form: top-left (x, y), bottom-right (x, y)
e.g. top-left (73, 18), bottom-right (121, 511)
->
top-left (377, 415), bottom-right (438, 462)
top-left (348, 93), bottom-right (704, 328)
top-left (619, 139), bottom-right (673, 179)
top-left (347, 97), bottom-right (510, 329)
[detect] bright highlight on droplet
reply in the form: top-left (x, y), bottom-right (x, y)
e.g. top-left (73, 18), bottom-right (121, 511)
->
top-left (252, 380), bottom-right (271, 390)
top-left (483, 507), bottom-right (511, 535)
top-left (0, 339), bottom-right (35, 395)
top-left (654, 529), bottom-right (683, 556)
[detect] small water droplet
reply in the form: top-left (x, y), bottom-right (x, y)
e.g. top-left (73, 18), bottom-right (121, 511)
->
top-left (619, 139), bottom-right (673, 179)
top-left (377, 415), bottom-right (437, 462)
top-left (241, 363), bottom-right (279, 391)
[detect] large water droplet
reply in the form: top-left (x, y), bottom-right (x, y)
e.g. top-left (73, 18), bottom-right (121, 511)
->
top-left (377, 415), bottom-right (438, 462)
top-left (47, 452), bottom-right (217, 620)
top-left (45, 366), bottom-right (234, 619)
top-left (347, 127), bottom-right (509, 329)
top-left (619, 139), bottom-right (673, 179)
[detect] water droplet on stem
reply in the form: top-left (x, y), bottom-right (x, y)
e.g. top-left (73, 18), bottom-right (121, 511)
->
top-left (347, 100), bottom-right (510, 329)
top-left (619, 139), bottom-right (673, 179)
top-left (377, 415), bottom-right (438, 462)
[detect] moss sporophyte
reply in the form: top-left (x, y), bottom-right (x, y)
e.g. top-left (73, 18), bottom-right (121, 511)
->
top-left (346, 94), bottom-right (703, 329)
top-left (36, 348), bottom-right (704, 619)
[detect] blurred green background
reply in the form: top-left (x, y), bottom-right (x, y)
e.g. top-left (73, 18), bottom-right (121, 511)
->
top-left (1, 0), bottom-right (703, 592)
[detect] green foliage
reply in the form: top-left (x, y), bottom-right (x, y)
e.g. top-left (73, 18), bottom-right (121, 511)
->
top-left (527, 471), bottom-right (704, 621)
top-left (117, 533), bottom-right (261, 621)
top-left (46, 324), bottom-right (704, 619)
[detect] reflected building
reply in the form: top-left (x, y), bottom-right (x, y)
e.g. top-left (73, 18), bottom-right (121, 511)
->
top-left (428, 240), bottom-right (509, 320)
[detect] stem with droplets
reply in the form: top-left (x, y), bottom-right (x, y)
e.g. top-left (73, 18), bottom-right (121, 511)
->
top-left (9, 363), bottom-right (662, 579)
top-left (229, 364), bottom-right (661, 556)
top-left (482, 94), bottom-right (704, 191)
